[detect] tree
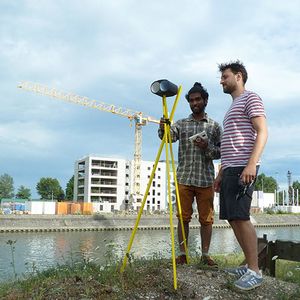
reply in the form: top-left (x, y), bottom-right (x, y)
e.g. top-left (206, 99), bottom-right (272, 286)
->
top-left (290, 180), bottom-right (300, 204)
top-left (0, 173), bottom-right (14, 199)
top-left (16, 185), bottom-right (31, 199)
top-left (292, 180), bottom-right (300, 191)
top-left (36, 177), bottom-right (64, 200)
top-left (254, 173), bottom-right (277, 193)
top-left (65, 175), bottom-right (74, 201)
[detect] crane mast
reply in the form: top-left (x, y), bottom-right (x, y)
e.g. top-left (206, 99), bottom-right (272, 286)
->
top-left (18, 81), bottom-right (160, 199)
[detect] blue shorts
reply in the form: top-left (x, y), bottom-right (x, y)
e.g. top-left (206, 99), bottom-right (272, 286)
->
top-left (219, 166), bottom-right (258, 221)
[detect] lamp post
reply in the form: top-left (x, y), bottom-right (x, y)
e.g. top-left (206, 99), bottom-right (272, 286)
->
top-left (287, 170), bottom-right (292, 205)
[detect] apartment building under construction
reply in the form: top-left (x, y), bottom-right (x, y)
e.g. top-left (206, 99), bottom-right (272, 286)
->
top-left (73, 155), bottom-right (168, 213)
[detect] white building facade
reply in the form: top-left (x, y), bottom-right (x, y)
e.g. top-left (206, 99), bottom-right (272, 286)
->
top-left (134, 160), bottom-right (167, 212)
top-left (73, 155), bottom-right (168, 213)
top-left (73, 156), bottom-right (128, 212)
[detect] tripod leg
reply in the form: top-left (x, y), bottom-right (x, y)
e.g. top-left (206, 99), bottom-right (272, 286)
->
top-left (169, 86), bottom-right (182, 121)
top-left (163, 96), bottom-right (177, 290)
top-left (169, 133), bottom-right (189, 263)
top-left (163, 86), bottom-right (189, 263)
top-left (120, 137), bottom-right (166, 273)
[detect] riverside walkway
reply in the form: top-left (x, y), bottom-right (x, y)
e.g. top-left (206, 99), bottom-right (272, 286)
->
top-left (0, 214), bottom-right (300, 233)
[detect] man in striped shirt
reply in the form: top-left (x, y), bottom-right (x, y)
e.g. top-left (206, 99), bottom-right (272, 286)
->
top-left (158, 82), bottom-right (222, 266)
top-left (214, 61), bottom-right (268, 290)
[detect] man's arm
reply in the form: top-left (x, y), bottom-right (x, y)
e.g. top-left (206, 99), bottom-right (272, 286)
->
top-left (241, 116), bottom-right (268, 184)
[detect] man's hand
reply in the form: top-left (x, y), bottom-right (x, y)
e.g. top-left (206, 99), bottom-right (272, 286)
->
top-left (240, 164), bottom-right (257, 185)
top-left (159, 117), bottom-right (165, 131)
top-left (194, 137), bottom-right (208, 149)
top-left (160, 117), bottom-right (171, 130)
top-left (214, 173), bottom-right (222, 193)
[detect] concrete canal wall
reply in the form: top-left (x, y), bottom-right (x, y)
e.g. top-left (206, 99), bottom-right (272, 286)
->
top-left (0, 214), bottom-right (299, 233)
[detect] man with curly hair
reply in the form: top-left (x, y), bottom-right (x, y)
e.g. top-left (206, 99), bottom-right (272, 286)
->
top-left (158, 82), bottom-right (222, 266)
top-left (214, 60), bottom-right (268, 290)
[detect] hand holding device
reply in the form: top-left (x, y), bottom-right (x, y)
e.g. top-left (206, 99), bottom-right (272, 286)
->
top-left (189, 131), bottom-right (208, 143)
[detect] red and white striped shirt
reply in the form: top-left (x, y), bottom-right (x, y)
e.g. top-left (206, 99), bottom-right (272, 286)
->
top-left (221, 90), bottom-right (266, 170)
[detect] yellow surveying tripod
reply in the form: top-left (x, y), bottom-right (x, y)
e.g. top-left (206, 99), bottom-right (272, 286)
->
top-left (120, 79), bottom-right (189, 290)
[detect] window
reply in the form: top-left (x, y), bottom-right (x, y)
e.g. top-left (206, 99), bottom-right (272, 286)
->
top-left (152, 181), bottom-right (156, 187)
top-left (152, 198), bottom-right (155, 204)
top-left (158, 167), bottom-right (161, 171)
top-left (100, 205), bottom-right (103, 211)
top-left (152, 190), bottom-right (155, 195)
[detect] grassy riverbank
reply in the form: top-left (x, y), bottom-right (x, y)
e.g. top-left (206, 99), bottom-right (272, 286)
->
top-left (1, 253), bottom-right (299, 300)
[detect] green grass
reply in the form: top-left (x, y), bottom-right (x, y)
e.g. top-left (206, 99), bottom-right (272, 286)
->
top-left (276, 259), bottom-right (300, 285)
top-left (0, 252), bottom-right (299, 300)
top-left (0, 257), bottom-right (177, 300)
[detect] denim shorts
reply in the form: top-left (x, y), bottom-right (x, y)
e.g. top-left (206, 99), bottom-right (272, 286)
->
top-left (219, 166), bottom-right (258, 221)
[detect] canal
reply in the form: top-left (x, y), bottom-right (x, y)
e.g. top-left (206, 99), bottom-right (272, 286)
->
top-left (0, 226), bottom-right (299, 282)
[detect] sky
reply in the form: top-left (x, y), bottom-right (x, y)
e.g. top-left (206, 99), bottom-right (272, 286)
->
top-left (1, 0), bottom-right (300, 198)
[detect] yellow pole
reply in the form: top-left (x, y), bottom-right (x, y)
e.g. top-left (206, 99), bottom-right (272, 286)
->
top-left (163, 96), bottom-right (177, 290)
top-left (169, 86), bottom-right (182, 122)
top-left (120, 138), bottom-right (165, 273)
top-left (165, 85), bottom-right (189, 262)
top-left (166, 124), bottom-right (189, 264)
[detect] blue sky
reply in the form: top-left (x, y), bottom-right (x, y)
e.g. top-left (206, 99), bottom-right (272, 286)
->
top-left (1, 0), bottom-right (300, 198)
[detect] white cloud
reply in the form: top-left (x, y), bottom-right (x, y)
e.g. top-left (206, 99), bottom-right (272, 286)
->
top-left (0, 121), bottom-right (60, 158)
top-left (265, 124), bottom-right (300, 160)
top-left (1, 0), bottom-right (300, 194)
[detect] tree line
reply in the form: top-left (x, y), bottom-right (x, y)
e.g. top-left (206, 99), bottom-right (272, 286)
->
top-left (0, 173), bottom-right (74, 201)
top-left (1, 172), bottom-right (300, 202)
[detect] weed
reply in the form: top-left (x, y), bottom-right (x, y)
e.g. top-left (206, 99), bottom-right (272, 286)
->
top-left (6, 239), bottom-right (17, 280)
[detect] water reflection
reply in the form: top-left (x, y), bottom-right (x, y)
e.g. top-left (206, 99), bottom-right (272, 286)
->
top-left (0, 227), bottom-right (299, 283)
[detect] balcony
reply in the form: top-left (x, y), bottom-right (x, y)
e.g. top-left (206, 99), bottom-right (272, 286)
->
top-left (91, 196), bottom-right (117, 203)
top-left (91, 160), bottom-right (118, 169)
top-left (90, 187), bottom-right (117, 195)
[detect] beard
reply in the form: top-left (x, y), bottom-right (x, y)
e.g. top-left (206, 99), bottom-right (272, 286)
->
top-left (222, 84), bottom-right (235, 94)
top-left (191, 106), bottom-right (205, 114)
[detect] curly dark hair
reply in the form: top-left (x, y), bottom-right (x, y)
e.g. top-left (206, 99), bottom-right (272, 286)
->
top-left (218, 60), bottom-right (248, 84)
top-left (185, 82), bottom-right (209, 101)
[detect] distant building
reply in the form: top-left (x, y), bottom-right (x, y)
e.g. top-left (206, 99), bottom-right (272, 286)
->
top-left (74, 156), bottom-right (127, 212)
top-left (73, 155), bottom-right (168, 213)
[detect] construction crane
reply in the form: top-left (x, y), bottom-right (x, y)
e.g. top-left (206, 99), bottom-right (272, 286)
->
top-left (18, 81), bottom-right (160, 200)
